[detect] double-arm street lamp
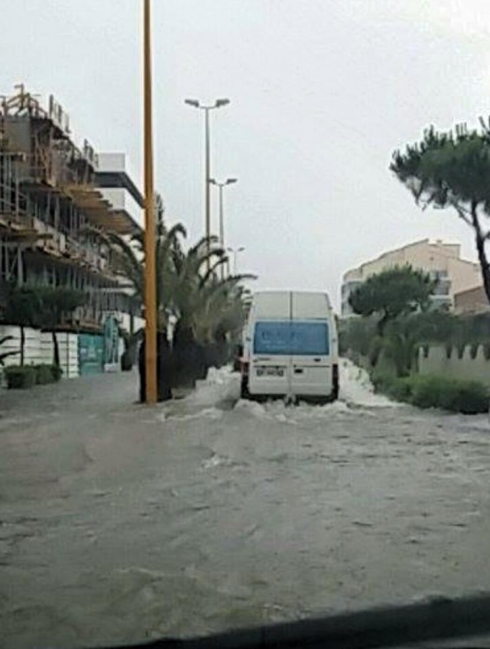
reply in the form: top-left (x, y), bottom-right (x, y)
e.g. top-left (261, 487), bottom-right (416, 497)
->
top-left (227, 246), bottom-right (245, 276)
top-left (184, 98), bottom-right (230, 259)
top-left (209, 177), bottom-right (237, 278)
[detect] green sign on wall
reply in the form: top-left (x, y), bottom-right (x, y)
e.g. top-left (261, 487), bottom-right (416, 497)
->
top-left (78, 333), bottom-right (104, 375)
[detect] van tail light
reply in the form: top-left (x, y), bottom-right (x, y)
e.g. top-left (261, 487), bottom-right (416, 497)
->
top-left (332, 363), bottom-right (339, 399)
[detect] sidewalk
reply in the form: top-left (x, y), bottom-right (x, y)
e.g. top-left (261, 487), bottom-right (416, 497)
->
top-left (0, 370), bottom-right (139, 417)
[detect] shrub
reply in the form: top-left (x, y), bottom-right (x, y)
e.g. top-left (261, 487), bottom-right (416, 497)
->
top-left (5, 366), bottom-right (36, 389)
top-left (440, 379), bottom-right (489, 414)
top-left (410, 376), bottom-right (448, 409)
top-left (370, 367), bottom-right (395, 392)
top-left (385, 377), bottom-right (414, 403)
top-left (50, 365), bottom-right (63, 382)
top-left (120, 350), bottom-right (133, 371)
top-left (376, 373), bottom-right (489, 414)
top-left (34, 364), bottom-right (54, 385)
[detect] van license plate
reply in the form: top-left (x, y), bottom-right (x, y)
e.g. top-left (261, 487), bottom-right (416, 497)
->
top-left (257, 367), bottom-right (284, 377)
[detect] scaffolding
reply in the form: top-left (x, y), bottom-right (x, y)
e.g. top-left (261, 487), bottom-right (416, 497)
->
top-left (0, 86), bottom-right (136, 329)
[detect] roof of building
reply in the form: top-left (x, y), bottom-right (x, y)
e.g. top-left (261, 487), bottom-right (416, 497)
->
top-left (342, 238), bottom-right (478, 282)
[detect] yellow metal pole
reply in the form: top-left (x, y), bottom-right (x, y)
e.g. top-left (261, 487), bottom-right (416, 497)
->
top-left (143, 0), bottom-right (157, 404)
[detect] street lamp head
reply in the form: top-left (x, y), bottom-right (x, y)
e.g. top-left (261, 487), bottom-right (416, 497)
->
top-left (184, 99), bottom-right (200, 108)
top-left (215, 98), bottom-right (230, 108)
top-left (209, 178), bottom-right (217, 185)
top-left (226, 178), bottom-right (238, 185)
top-left (238, 246), bottom-right (245, 252)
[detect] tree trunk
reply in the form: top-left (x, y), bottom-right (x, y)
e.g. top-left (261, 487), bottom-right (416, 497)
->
top-left (138, 332), bottom-right (173, 401)
top-left (129, 303), bottom-right (135, 335)
top-left (157, 331), bottom-right (172, 401)
top-left (172, 321), bottom-right (204, 388)
top-left (20, 326), bottom-right (25, 367)
top-left (377, 312), bottom-right (390, 337)
top-left (138, 337), bottom-right (146, 402)
top-left (52, 330), bottom-right (60, 367)
top-left (471, 203), bottom-right (490, 304)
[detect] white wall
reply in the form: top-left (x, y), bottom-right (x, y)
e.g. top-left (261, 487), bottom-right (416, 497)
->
top-left (0, 326), bottom-right (42, 366)
top-left (418, 344), bottom-right (490, 387)
top-left (40, 332), bottom-right (79, 378)
top-left (98, 153), bottom-right (126, 173)
top-left (1, 326), bottom-right (79, 379)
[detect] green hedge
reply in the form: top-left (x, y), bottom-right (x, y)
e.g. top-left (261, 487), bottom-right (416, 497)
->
top-left (374, 372), bottom-right (489, 414)
top-left (35, 364), bottom-right (63, 384)
top-left (35, 364), bottom-right (54, 385)
top-left (5, 364), bottom-right (63, 389)
top-left (5, 366), bottom-right (36, 389)
top-left (50, 365), bottom-right (63, 382)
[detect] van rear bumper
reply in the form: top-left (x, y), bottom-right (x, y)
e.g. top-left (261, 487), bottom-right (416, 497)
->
top-left (244, 360), bottom-right (339, 402)
top-left (246, 392), bottom-right (337, 404)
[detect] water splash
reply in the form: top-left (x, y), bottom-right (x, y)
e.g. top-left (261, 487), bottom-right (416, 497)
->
top-left (339, 359), bottom-right (398, 408)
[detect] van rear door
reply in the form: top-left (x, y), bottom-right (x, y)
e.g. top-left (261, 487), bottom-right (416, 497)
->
top-left (290, 292), bottom-right (332, 398)
top-left (289, 321), bottom-right (332, 396)
top-left (249, 320), bottom-right (291, 395)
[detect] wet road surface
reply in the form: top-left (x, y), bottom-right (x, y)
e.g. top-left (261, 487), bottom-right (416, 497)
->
top-left (1, 362), bottom-right (490, 648)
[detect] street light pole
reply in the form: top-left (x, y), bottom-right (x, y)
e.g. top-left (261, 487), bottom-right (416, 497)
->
top-left (143, 0), bottom-right (157, 404)
top-left (204, 107), bottom-right (211, 262)
top-left (184, 98), bottom-right (230, 265)
top-left (218, 184), bottom-right (224, 246)
top-left (210, 177), bottom-right (237, 280)
top-left (227, 246), bottom-right (245, 275)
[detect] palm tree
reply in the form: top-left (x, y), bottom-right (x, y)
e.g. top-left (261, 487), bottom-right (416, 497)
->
top-left (87, 222), bottom-right (187, 332)
top-left (169, 234), bottom-right (255, 381)
top-left (191, 276), bottom-right (252, 346)
top-left (91, 222), bottom-right (254, 387)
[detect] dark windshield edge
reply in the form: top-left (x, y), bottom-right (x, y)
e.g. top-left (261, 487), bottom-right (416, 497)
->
top-left (97, 592), bottom-right (490, 649)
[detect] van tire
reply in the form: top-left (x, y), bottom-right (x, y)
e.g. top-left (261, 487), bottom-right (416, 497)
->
top-left (240, 376), bottom-right (250, 400)
top-left (331, 364), bottom-right (339, 401)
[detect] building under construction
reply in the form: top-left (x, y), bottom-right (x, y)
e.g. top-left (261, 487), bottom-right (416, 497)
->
top-left (0, 86), bottom-right (142, 332)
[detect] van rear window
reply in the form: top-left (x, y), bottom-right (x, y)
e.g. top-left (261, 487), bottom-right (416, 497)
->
top-left (253, 321), bottom-right (329, 355)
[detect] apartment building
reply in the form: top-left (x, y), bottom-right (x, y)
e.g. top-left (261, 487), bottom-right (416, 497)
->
top-left (454, 285), bottom-right (489, 314)
top-left (341, 239), bottom-right (481, 316)
top-left (0, 86), bottom-right (143, 375)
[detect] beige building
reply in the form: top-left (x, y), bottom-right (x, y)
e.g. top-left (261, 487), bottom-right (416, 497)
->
top-left (454, 285), bottom-right (489, 314)
top-left (341, 239), bottom-right (482, 316)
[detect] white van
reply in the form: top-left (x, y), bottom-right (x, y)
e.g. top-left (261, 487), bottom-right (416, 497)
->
top-left (240, 291), bottom-right (339, 403)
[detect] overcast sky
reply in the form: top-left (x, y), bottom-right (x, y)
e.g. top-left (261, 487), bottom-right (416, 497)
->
top-left (2, 0), bottom-right (490, 307)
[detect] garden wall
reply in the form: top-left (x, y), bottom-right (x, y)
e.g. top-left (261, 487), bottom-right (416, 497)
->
top-left (1, 326), bottom-right (43, 367)
top-left (417, 344), bottom-right (490, 387)
top-left (0, 326), bottom-right (111, 380)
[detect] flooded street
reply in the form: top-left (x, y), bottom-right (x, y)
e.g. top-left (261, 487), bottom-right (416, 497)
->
top-left (1, 362), bottom-right (490, 649)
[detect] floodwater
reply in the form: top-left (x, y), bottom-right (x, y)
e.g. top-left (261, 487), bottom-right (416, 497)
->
top-left (1, 360), bottom-right (490, 648)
